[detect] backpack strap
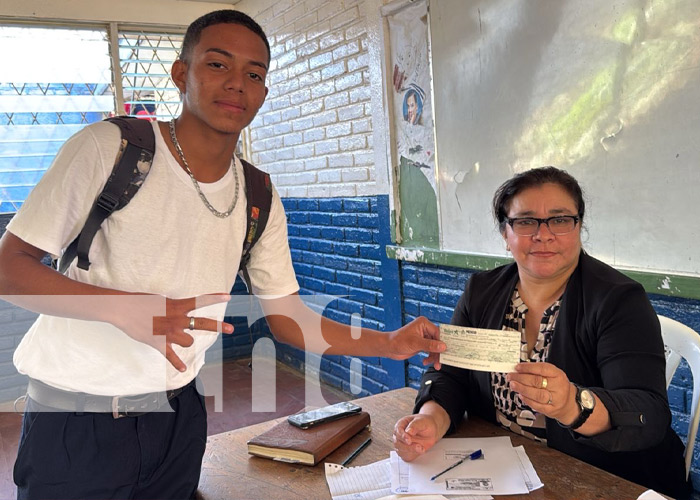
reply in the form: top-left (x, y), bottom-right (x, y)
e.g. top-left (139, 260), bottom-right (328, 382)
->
top-left (238, 158), bottom-right (273, 293)
top-left (59, 117), bottom-right (155, 274)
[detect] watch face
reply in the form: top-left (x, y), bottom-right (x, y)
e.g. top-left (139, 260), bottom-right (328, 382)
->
top-left (580, 389), bottom-right (595, 410)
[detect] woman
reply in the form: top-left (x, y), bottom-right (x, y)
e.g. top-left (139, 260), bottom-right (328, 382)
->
top-left (393, 167), bottom-right (690, 499)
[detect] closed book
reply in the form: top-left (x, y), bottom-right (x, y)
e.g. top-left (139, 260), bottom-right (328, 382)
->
top-left (247, 411), bottom-right (371, 465)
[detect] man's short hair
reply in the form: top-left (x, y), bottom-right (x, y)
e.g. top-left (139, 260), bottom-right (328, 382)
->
top-left (180, 10), bottom-right (271, 66)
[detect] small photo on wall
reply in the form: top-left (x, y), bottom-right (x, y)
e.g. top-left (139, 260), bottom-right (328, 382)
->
top-left (403, 84), bottom-right (425, 126)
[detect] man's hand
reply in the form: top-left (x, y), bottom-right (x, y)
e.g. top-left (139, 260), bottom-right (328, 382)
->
top-left (261, 295), bottom-right (445, 362)
top-left (386, 317), bottom-right (445, 369)
top-left (110, 293), bottom-right (233, 372)
top-left (0, 231), bottom-right (235, 372)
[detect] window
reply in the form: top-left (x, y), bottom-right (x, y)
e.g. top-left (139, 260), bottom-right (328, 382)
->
top-left (0, 23), bottom-right (185, 213)
top-left (0, 26), bottom-right (112, 213)
top-left (118, 30), bottom-right (183, 120)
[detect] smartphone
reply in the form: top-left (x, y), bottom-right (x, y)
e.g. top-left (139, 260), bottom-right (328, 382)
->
top-left (287, 401), bottom-right (362, 429)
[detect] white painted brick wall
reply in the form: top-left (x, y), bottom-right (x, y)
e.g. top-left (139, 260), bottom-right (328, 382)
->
top-left (249, 0), bottom-right (377, 198)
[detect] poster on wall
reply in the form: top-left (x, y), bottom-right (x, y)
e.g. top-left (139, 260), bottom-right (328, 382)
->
top-left (388, 0), bottom-right (436, 191)
top-left (387, 0), bottom-right (439, 246)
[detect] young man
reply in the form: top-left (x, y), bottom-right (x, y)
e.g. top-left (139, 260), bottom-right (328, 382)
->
top-left (0, 10), bottom-right (444, 499)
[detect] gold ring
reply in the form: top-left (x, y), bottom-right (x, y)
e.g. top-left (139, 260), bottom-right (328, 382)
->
top-left (541, 377), bottom-right (548, 389)
top-left (547, 392), bottom-right (553, 405)
top-left (189, 317), bottom-right (196, 330)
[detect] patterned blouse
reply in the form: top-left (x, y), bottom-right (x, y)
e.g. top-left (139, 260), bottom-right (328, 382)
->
top-left (490, 288), bottom-right (561, 442)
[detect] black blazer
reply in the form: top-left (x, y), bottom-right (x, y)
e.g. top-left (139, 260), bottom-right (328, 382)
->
top-left (415, 252), bottom-right (690, 498)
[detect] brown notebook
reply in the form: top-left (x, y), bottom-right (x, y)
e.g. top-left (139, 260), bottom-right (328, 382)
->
top-left (247, 411), bottom-right (371, 465)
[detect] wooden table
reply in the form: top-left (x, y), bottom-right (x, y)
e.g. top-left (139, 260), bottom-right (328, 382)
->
top-left (197, 387), bottom-right (650, 500)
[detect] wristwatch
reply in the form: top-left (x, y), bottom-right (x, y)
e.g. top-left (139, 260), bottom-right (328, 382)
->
top-left (559, 385), bottom-right (595, 430)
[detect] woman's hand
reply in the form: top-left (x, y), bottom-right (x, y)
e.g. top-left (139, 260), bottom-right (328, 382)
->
top-left (506, 362), bottom-right (578, 423)
top-left (393, 413), bottom-right (442, 462)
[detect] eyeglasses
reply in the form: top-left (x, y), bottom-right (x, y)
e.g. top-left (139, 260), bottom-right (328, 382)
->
top-left (506, 215), bottom-right (580, 236)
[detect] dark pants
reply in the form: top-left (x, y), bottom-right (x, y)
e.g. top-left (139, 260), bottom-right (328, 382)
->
top-left (14, 383), bottom-right (208, 500)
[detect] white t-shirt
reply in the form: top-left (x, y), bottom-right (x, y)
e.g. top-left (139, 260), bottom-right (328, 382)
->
top-left (8, 120), bottom-right (299, 395)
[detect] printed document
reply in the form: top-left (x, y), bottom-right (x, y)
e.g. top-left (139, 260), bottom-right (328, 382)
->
top-left (390, 436), bottom-right (529, 496)
top-left (514, 446), bottom-right (543, 491)
top-left (326, 458), bottom-right (491, 500)
top-left (439, 325), bottom-right (520, 372)
top-left (325, 459), bottom-right (392, 500)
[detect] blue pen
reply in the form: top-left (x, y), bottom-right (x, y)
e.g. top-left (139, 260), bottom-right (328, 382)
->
top-left (430, 449), bottom-right (483, 481)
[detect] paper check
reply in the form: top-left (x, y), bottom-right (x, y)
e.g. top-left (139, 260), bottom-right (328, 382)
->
top-left (439, 325), bottom-right (520, 372)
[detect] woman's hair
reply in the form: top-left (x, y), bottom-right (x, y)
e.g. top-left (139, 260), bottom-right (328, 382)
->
top-left (492, 166), bottom-right (585, 233)
top-left (179, 10), bottom-right (270, 65)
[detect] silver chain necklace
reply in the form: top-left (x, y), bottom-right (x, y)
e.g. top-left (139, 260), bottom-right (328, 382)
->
top-left (168, 119), bottom-right (239, 218)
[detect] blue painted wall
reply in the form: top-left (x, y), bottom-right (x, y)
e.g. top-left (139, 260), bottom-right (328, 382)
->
top-left (271, 195), bottom-right (404, 396)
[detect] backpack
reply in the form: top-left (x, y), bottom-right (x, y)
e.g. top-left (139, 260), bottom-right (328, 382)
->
top-left (58, 116), bottom-right (273, 293)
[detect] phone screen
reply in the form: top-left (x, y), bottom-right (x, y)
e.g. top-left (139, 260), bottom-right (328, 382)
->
top-left (287, 402), bottom-right (362, 429)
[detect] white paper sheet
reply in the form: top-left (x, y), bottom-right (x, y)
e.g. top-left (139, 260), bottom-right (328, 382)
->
top-left (389, 451), bottom-right (409, 494)
top-left (375, 495), bottom-right (449, 500)
top-left (513, 446), bottom-right (543, 491)
top-left (325, 459), bottom-right (393, 500)
top-left (391, 437), bottom-right (528, 496)
top-left (377, 495), bottom-right (485, 500)
top-left (637, 490), bottom-right (667, 500)
top-left (389, 453), bottom-right (494, 500)
top-left (326, 439), bottom-right (536, 500)
top-left (328, 456), bottom-right (491, 500)
top-left (439, 325), bottom-right (520, 372)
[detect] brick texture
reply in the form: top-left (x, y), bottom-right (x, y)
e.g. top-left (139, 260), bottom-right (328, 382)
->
top-left (277, 195), bottom-right (393, 396)
top-left (0, 301), bottom-right (34, 404)
top-left (249, 0), bottom-right (377, 198)
top-left (0, 215), bottom-right (33, 402)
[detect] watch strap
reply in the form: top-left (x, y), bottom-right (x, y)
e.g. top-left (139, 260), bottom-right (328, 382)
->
top-left (558, 385), bottom-right (594, 430)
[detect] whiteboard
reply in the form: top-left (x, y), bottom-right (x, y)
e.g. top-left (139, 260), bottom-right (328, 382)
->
top-left (429, 0), bottom-right (700, 276)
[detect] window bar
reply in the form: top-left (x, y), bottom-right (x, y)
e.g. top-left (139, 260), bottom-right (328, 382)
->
top-left (108, 22), bottom-right (126, 116)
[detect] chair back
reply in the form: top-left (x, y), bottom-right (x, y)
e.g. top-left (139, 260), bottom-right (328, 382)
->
top-left (659, 315), bottom-right (700, 479)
